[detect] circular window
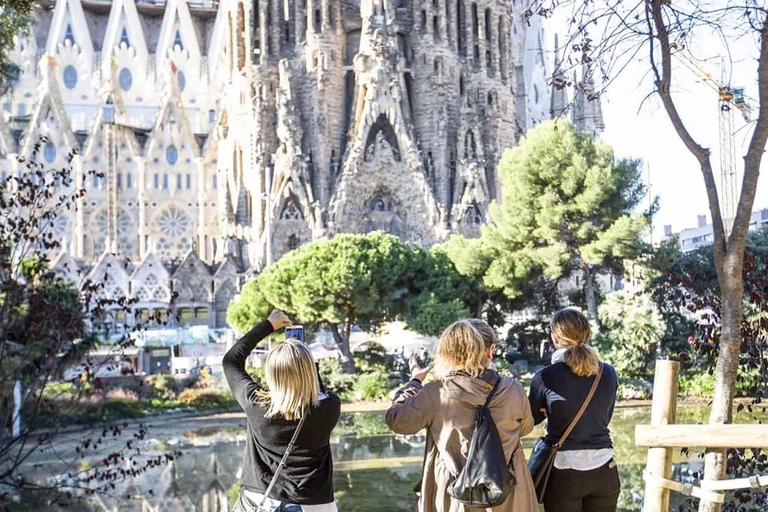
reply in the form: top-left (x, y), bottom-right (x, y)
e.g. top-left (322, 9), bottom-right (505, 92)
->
top-left (63, 65), bottom-right (78, 89)
top-left (177, 70), bottom-right (186, 92)
top-left (119, 68), bottom-right (133, 91)
top-left (166, 145), bottom-right (178, 165)
top-left (44, 141), bottom-right (56, 163)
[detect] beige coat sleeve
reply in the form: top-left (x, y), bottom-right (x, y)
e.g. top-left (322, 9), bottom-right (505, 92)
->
top-left (386, 380), bottom-right (437, 435)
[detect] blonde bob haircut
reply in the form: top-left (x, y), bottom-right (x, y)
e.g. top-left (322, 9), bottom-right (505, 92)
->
top-left (550, 308), bottom-right (600, 377)
top-left (255, 339), bottom-right (320, 421)
top-left (435, 320), bottom-right (488, 378)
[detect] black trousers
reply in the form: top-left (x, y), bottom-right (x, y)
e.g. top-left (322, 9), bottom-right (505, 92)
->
top-left (542, 460), bottom-right (621, 512)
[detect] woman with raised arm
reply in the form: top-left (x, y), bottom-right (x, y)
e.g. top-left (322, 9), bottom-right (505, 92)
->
top-left (223, 310), bottom-right (340, 512)
top-left (386, 319), bottom-right (538, 512)
top-left (528, 308), bottom-right (620, 512)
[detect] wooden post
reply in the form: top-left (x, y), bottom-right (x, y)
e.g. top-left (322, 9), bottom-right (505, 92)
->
top-left (643, 360), bottom-right (679, 512)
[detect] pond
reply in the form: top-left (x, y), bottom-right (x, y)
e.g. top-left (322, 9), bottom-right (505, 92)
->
top-left (14, 404), bottom-right (768, 511)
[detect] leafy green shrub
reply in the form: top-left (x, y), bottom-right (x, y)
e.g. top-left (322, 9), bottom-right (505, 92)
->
top-left (351, 371), bottom-right (391, 401)
top-left (43, 381), bottom-right (78, 398)
top-left (679, 371), bottom-right (716, 398)
top-left (354, 343), bottom-right (392, 372)
top-left (146, 374), bottom-right (178, 399)
top-left (319, 359), bottom-right (357, 397)
top-left (594, 292), bottom-right (666, 379)
top-left (177, 389), bottom-right (235, 409)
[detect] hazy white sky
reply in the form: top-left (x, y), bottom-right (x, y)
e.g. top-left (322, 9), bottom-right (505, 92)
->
top-left (543, 7), bottom-right (767, 242)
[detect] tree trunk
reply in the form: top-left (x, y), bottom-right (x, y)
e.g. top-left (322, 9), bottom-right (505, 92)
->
top-left (583, 265), bottom-right (599, 323)
top-left (645, 4), bottom-right (768, 510)
top-left (698, 263), bottom-right (745, 512)
top-left (329, 322), bottom-right (357, 374)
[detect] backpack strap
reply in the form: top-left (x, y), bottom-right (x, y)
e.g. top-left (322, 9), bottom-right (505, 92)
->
top-left (556, 363), bottom-right (603, 448)
top-left (483, 376), bottom-right (502, 409)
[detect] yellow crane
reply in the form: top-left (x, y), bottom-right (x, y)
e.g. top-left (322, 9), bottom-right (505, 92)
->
top-left (672, 48), bottom-right (752, 237)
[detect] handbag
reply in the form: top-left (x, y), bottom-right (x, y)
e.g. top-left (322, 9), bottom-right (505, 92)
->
top-left (448, 376), bottom-right (515, 508)
top-left (528, 363), bottom-right (603, 503)
top-left (234, 415), bottom-right (307, 512)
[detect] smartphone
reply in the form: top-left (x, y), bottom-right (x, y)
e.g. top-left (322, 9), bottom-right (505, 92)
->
top-left (285, 325), bottom-right (305, 343)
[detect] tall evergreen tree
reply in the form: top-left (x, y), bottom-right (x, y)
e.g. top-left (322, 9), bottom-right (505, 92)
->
top-left (480, 120), bottom-right (649, 320)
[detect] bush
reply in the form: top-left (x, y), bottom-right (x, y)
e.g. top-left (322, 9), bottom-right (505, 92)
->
top-left (351, 371), bottom-right (391, 401)
top-left (354, 343), bottom-right (392, 372)
top-left (679, 372), bottom-right (716, 398)
top-left (146, 374), bottom-right (178, 399)
top-left (177, 389), bottom-right (235, 409)
top-left (617, 379), bottom-right (653, 400)
top-left (594, 292), bottom-right (666, 379)
top-left (318, 359), bottom-right (357, 396)
top-left (43, 381), bottom-right (78, 398)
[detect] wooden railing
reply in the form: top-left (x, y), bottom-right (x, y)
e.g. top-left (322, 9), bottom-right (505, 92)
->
top-left (636, 360), bottom-right (768, 511)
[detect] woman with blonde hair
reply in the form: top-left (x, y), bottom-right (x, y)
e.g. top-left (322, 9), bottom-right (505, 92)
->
top-left (223, 310), bottom-right (340, 512)
top-left (528, 308), bottom-right (619, 512)
top-left (387, 319), bottom-right (538, 512)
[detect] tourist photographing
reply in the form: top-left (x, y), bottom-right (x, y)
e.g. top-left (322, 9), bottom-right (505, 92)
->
top-left (528, 308), bottom-right (620, 512)
top-left (223, 310), bottom-right (341, 512)
top-left (386, 319), bottom-right (538, 512)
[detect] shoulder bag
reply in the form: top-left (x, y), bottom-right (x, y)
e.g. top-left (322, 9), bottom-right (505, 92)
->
top-left (528, 363), bottom-right (603, 503)
top-left (234, 415), bottom-right (307, 512)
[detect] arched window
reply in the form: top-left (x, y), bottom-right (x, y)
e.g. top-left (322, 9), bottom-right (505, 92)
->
top-left (119, 68), bottom-right (133, 91)
top-left (288, 234), bottom-right (300, 251)
top-left (63, 65), bottom-right (78, 89)
top-left (369, 194), bottom-right (394, 212)
top-left (177, 70), bottom-right (186, 91)
top-left (166, 145), bottom-right (179, 165)
top-left (44, 141), bottom-right (56, 163)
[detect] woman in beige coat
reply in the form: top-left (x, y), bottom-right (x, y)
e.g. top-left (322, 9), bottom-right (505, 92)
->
top-left (386, 319), bottom-right (538, 512)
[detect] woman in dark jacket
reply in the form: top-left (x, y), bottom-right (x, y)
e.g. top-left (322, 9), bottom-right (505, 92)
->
top-left (528, 308), bottom-right (620, 512)
top-left (223, 310), bottom-right (340, 512)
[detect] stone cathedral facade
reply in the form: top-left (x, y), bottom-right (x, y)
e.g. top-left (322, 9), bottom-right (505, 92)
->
top-left (0, 0), bottom-right (601, 330)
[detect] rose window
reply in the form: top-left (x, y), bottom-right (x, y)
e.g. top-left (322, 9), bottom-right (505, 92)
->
top-left (158, 208), bottom-right (191, 237)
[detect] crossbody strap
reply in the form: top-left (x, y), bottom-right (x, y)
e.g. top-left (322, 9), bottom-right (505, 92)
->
top-left (258, 414), bottom-right (307, 509)
top-left (556, 363), bottom-right (603, 448)
top-left (483, 376), bottom-right (502, 408)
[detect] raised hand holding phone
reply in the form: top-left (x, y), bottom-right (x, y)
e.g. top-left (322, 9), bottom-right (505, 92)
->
top-left (267, 310), bottom-right (292, 330)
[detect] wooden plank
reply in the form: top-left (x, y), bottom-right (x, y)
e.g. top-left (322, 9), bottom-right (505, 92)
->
top-left (636, 424), bottom-right (768, 448)
top-left (643, 360), bottom-right (679, 512)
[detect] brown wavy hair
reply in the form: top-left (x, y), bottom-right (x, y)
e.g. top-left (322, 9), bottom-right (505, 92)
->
top-left (550, 308), bottom-right (600, 377)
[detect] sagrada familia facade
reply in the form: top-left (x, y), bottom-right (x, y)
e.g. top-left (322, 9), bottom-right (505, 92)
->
top-left (0, 0), bottom-right (603, 330)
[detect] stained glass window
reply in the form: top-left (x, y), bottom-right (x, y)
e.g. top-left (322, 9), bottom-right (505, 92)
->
top-left (63, 65), bottom-right (77, 89)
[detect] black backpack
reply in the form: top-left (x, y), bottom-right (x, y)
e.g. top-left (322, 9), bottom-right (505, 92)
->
top-left (448, 376), bottom-right (515, 507)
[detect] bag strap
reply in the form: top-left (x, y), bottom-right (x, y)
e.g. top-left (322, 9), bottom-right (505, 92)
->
top-left (258, 414), bottom-right (307, 510)
top-left (483, 376), bottom-right (502, 408)
top-left (556, 363), bottom-right (603, 448)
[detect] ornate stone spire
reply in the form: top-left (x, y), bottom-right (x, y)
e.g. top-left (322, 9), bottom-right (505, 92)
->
top-left (572, 62), bottom-right (605, 137)
top-left (550, 34), bottom-right (568, 120)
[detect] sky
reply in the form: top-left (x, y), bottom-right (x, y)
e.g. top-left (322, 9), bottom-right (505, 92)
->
top-left (542, 5), bottom-right (767, 243)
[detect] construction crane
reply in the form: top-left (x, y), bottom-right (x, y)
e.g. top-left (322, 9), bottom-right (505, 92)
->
top-left (672, 48), bottom-right (752, 237)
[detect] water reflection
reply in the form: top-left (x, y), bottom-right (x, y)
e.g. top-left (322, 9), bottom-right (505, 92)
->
top-left (14, 405), bottom-right (766, 512)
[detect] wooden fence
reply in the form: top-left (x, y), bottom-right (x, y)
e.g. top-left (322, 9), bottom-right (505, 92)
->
top-left (635, 360), bottom-right (768, 512)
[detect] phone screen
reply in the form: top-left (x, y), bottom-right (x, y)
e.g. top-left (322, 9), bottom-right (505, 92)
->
top-left (285, 325), bottom-right (305, 343)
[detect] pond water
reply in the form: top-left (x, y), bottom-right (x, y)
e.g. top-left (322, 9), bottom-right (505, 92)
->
top-left (15, 404), bottom-right (768, 511)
